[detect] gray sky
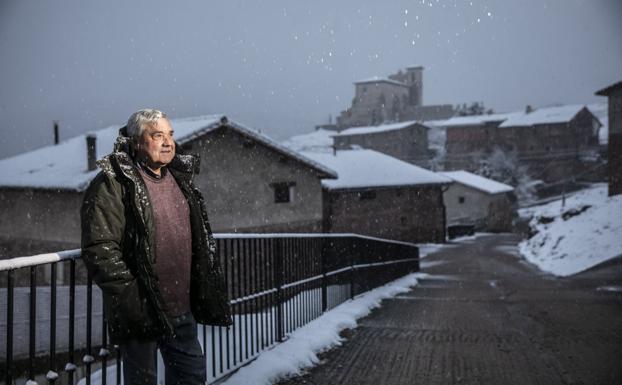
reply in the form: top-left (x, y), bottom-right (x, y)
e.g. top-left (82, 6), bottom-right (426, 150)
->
top-left (1, 0), bottom-right (620, 159)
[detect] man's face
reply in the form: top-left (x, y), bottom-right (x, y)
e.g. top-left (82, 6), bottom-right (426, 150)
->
top-left (136, 117), bottom-right (176, 168)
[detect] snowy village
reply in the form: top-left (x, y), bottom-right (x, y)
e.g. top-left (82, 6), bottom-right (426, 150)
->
top-left (1, 2), bottom-right (621, 385)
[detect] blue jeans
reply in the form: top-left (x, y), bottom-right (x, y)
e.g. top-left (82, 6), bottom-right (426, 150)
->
top-left (120, 313), bottom-right (206, 385)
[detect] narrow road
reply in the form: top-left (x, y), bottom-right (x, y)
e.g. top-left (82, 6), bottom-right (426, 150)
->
top-left (278, 234), bottom-right (622, 385)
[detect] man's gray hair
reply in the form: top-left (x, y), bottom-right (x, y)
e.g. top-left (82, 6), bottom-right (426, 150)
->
top-left (126, 109), bottom-right (168, 139)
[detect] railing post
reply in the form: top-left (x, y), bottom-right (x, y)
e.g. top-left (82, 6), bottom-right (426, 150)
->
top-left (66, 260), bottom-right (76, 385)
top-left (350, 238), bottom-right (355, 300)
top-left (29, 266), bottom-right (37, 382)
top-left (274, 238), bottom-right (284, 342)
top-left (321, 238), bottom-right (327, 313)
top-left (49, 262), bottom-right (58, 385)
top-left (5, 270), bottom-right (14, 385)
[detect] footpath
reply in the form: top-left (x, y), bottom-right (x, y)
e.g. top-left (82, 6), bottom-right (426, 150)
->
top-left (278, 234), bottom-right (622, 385)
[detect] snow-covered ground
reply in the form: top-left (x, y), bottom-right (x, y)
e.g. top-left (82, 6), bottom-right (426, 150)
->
top-left (518, 184), bottom-right (622, 276)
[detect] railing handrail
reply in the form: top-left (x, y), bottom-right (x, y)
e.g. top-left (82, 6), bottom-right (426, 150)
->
top-left (0, 249), bottom-right (81, 272)
top-left (0, 233), bottom-right (419, 272)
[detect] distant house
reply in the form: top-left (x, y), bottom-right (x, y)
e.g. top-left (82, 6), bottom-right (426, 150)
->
top-left (595, 80), bottom-right (622, 196)
top-left (331, 121), bottom-right (431, 167)
top-left (439, 171), bottom-right (517, 232)
top-left (443, 105), bottom-right (602, 183)
top-left (0, 115), bottom-right (336, 259)
top-left (301, 149), bottom-right (451, 243)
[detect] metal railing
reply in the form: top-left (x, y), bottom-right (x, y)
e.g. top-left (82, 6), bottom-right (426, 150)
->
top-left (1, 233), bottom-right (419, 385)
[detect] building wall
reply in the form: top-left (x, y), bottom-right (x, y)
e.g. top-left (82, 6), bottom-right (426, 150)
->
top-left (184, 127), bottom-right (325, 233)
top-left (607, 90), bottom-right (622, 195)
top-left (444, 110), bottom-right (600, 183)
top-left (0, 188), bottom-right (83, 257)
top-left (333, 124), bottom-right (430, 167)
top-left (323, 185), bottom-right (446, 243)
top-left (442, 183), bottom-right (515, 232)
top-left (338, 81), bottom-right (409, 127)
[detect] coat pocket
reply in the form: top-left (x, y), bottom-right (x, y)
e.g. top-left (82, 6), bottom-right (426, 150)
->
top-left (107, 279), bottom-right (161, 341)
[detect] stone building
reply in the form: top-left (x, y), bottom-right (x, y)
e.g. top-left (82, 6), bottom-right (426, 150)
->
top-left (335, 66), bottom-right (454, 128)
top-left (0, 115), bottom-right (336, 259)
top-left (301, 149), bottom-right (451, 243)
top-left (439, 170), bottom-right (517, 232)
top-left (331, 121), bottom-right (431, 167)
top-left (596, 80), bottom-right (622, 196)
top-left (443, 105), bottom-right (602, 183)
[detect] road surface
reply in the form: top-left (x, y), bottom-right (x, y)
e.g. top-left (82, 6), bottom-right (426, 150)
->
top-left (278, 233), bottom-right (622, 385)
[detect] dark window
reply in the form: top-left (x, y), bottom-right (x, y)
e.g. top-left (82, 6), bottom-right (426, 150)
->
top-left (271, 182), bottom-right (295, 203)
top-left (358, 191), bottom-right (376, 200)
top-left (400, 216), bottom-right (407, 225)
top-left (458, 196), bottom-right (465, 204)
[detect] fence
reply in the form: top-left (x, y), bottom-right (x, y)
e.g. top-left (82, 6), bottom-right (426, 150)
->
top-left (1, 233), bottom-right (419, 385)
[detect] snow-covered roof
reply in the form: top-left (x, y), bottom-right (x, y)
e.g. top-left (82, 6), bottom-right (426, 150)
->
top-left (300, 149), bottom-right (451, 190)
top-left (440, 170), bottom-right (514, 195)
top-left (498, 104), bottom-right (587, 127)
top-left (354, 77), bottom-right (407, 87)
top-left (332, 120), bottom-right (419, 137)
top-left (595, 80), bottom-right (622, 96)
top-left (281, 129), bottom-right (335, 152)
top-left (0, 115), bottom-right (336, 191)
top-left (442, 112), bottom-right (522, 128)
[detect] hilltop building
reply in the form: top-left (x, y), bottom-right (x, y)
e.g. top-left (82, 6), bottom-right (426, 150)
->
top-left (334, 66), bottom-right (454, 128)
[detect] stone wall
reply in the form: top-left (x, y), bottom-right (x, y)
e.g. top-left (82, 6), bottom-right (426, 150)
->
top-left (182, 126), bottom-right (325, 233)
top-left (323, 185), bottom-right (446, 243)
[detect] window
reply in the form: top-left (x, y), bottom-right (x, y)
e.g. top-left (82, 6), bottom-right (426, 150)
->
top-left (400, 216), bottom-right (407, 225)
top-left (458, 196), bottom-right (465, 204)
top-left (358, 191), bottom-right (376, 200)
top-left (271, 182), bottom-right (295, 203)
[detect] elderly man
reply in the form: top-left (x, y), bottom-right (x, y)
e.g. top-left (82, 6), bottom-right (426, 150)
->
top-left (81, 109), bottom-right (231, 385)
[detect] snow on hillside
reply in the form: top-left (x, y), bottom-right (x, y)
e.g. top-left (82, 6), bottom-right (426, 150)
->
top-left (519, 184), bottom-right (622, 276)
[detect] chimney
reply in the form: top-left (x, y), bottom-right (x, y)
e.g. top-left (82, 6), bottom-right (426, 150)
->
top-left (86, 133), bottom-right (97, 171)
top-left (53, 120), bottom-right (59, 145)
top-left (525, 105), bottom-right (533, 114)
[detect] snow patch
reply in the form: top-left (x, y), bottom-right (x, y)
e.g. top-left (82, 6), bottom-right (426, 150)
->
top-left (519, 185), bottom-right (622, 276)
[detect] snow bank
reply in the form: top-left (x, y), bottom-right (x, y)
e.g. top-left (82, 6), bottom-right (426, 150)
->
top-left (519, 185), bottom-right (622, 276)
top-left (221, 272), bottom-right (425, 385)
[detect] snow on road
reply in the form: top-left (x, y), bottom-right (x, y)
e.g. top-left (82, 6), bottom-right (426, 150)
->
top-left (518, 184), bottom-right (622, 276)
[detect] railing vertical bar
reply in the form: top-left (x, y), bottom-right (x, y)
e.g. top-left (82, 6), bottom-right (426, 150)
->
top-left (217, 241), bottom-right (224, 376)
top-left (66, 259), bottom-right (76, 385)
top-left (223, 238), bottom-right (230, 371)
top-left (29, 266), bottom-right (37, 381)
top-left (249, 238), bottom-right (255, 356)
top-left (6, 270), bottom-right (14, 385)
top-left (253, 237), bottom-right (259, 355)
top-left (269, 239), bottom-right (275, 345)
top-left (86, 274), bottom-right (93, 385)
top-left (242, 238), bottom-right (250, 359)
top-left (260, 238), bottom-right (266, 350)
top-left (116, 346), bottom-right (122, 385)
top-left (49, 262), bottom-right (58, 384)
top-left (276, 238), bottom-right (284, 342)
top-left (230, 238), bottom-right (237, 367)
top-left (236, 238), bottom-right (242, 364)
top-left (211, 324), bottom-right (216, 378)
top-left (101, 296), bottom-right (108, 385)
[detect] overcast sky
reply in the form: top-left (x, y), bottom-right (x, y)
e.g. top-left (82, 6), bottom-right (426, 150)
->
top-left (1, 0), bottom-right (620, 159)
